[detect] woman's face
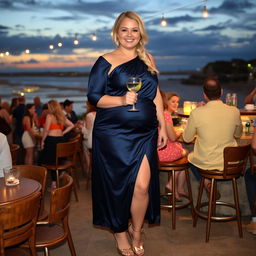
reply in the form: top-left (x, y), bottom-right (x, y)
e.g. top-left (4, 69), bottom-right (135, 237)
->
top-left (167, 96), bottom-right (179, 113)
top-left (117, 17), bottom-right (141, 50)
top-left (29, 105), bottom-right (35, 115)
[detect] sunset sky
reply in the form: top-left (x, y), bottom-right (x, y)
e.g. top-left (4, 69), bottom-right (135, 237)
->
top-left (0, 0), bottom-right (255, 72)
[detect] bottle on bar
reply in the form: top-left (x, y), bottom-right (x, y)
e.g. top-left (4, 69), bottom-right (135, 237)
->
top-left (225, 93), bottom-right (231, 105)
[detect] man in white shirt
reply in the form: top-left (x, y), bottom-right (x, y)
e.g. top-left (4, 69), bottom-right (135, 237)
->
top-left (0, 132), bottom-right (12, 177)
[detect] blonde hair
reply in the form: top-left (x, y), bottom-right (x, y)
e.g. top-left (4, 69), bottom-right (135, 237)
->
top-left (47, 100), bottom-right (66, 125)
top-left (112, 11), bottom-right (158, 74)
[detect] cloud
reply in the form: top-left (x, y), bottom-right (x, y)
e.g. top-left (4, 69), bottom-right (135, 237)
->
top-left (11, 58), bottom-right (39, 64)
top-left (205, 0), bottom-right (255, 17)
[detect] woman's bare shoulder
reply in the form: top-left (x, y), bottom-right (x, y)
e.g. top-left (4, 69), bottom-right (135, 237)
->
top-left (102, 50), bottom-right (119, 63)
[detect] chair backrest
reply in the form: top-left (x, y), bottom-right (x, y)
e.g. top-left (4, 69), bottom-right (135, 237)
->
top-left (0, 192), bottom-right (41, 254)
top-left (69, 132), bottom-right (83, 153)
top-left (14, 165), bottom-right (47, 197)
top-left (56, 140), bottom-right (78, 166)
top-left (48, 174), bottom-right (73, 224)
top-left (9, 144), bottom-right (20, 165)
top-left (223, 144), bottom-right (251, 179)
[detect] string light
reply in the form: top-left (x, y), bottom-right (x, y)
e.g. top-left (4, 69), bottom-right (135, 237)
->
top-left (202, 0), bottom-right (209, 18)
top-left (73, 33), bottom-right (79, 45)
top-left (0, 0), bottom-right (210, 55)
top-left (160, 15), bottom-right (167, 26)
top-left (92, 33), bottom-right (97, 41)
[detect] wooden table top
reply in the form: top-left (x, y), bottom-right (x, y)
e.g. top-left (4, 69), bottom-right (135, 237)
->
top-left (0, 177), bottom-right (41, 204)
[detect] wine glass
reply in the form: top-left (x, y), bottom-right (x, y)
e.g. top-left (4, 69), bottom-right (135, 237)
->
top-left (126, 77), bottom-right (142, 112)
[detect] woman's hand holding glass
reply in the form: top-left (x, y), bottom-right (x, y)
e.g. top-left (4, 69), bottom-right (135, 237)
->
top-left (126, 77), bottom-right (142, 111)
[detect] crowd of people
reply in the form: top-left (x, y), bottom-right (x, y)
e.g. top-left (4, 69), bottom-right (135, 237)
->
top-left (0, 96), bottom-right (95, 188)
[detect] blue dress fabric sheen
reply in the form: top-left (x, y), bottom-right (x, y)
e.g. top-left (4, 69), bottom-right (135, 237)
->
top-left (87, 56), bottom-right (160, 232)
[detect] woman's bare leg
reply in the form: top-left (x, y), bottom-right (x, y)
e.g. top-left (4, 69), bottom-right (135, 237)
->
top-left (130, 155), bottom-right (150, 250)
top-left (25, 147), bottom-right (34, 165)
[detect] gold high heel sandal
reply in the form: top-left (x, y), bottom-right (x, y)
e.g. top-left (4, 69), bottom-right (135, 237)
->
top-left (116, 247), bottom-right (134, 256)
top-left (114, 233), bottom-right (134, 256)
top-left (128, 224), bottom-right (145, 256)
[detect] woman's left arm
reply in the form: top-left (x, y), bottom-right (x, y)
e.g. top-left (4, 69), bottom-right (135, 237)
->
top-left (154, 87), bottom-right (168, 149)
top-left (148, 53), bottom-right (168, 149)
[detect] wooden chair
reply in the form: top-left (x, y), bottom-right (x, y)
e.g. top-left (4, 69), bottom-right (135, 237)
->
top-left (14, 165), bottom-right (48, 221)
top-left (69, 132), bottom-right (86, 188)
top-left (0, 192), bottom-right (41, 256)
top-left (42, 140), bottom-right (79, 201)
top-left (8, 144), bottom-right (20, 165)
top-left (28, 174), bottom-right (76, 256)
top-left (158, 156), bottom-right (195, 229)
top-left (194, 144), bottom-right (250, 242)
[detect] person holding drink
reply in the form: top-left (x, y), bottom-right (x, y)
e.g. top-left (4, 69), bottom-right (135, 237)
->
top-left (87, 11), bottom-right (167, 256)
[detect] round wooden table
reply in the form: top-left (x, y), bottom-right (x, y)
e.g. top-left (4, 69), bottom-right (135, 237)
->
top-left (0, 177), bottom-right (41, 204)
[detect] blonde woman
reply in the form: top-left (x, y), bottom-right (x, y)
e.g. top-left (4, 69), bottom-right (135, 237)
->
top-left (40, 100), bottom-right (74, 188)
top-left (87, 11), bottom-right (167, 256)
top-left (158, 91), bottom-right (188, 201)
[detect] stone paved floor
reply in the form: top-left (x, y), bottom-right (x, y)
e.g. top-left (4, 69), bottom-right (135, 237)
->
top-left (36, 171), bottom-right (256, 256)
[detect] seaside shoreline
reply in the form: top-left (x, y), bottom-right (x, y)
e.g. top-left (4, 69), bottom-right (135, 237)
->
top-left (0, 76), bottom-right (254, 113)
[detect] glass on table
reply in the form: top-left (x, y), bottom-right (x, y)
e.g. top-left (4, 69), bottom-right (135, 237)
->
top-left (3, 166), bottom-right (20, 186)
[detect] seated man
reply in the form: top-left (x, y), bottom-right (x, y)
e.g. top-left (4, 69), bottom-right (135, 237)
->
top-left (63, 99), bottom-right (78, 124)
top-left (182, 76), bottom-right (243, 193)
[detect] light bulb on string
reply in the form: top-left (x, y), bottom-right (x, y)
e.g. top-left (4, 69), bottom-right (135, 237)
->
top-left (202, 0), bottom-right (208, 18)
top-left (160, 15), bottom-right (167, 26)
top-left (202, 5), bottom-right (208, 18)
top-left (92, 33), bottom-right (97, 41)
top-left (73, 33), bottom-right (79, 45)
top-left (58, 42), bottom-right (63, 47)
top-left (49, 44), bottom-right (54, 50)
top-left (5, 51), bottom-right (9, 56)
top-left (25, 49), bottom-right (30, 54)
top-left (0, 53), bottom-right (4, 57)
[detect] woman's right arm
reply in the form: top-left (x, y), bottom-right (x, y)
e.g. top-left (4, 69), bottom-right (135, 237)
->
top-left (63, 118), bottom-right (74, 135)
top-left (96, 93), bottom-right (136, 108)
top-left (87, 57), bottom-right (136, 109)
top-left (166, 122), bottom-right (181, 141)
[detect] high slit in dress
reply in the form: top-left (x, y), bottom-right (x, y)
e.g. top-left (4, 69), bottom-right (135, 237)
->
top-left (87, 56), bottom-right (160, 232)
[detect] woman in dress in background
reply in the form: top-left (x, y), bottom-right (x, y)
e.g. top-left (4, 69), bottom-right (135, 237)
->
top-left (158, 91), bottom-right (188, 201)
top-left (40, 100), bottom-right (74, 189)
top-left (22, 103), bottom-right (38, 164)
top-left (87, 11), bottom-right (167, 256)
top-left (79, 101), bottom-right (96, 175)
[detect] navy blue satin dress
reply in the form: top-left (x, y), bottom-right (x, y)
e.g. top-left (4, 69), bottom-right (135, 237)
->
top-left (87, 56), bottom-right (160, 232)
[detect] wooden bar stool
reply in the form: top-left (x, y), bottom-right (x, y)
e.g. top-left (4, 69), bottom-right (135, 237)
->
top-left (158, 156), bottom-right (195, 229)
top-left (194, 144), bottom-right (250, 242)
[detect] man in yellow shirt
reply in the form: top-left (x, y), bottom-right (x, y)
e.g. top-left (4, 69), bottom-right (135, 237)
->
top-left (182, 77), bottom-right (243, 192)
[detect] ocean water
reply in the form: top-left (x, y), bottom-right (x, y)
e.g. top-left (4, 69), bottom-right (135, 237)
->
top-left (0, 75), bottom-right (249, 115)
